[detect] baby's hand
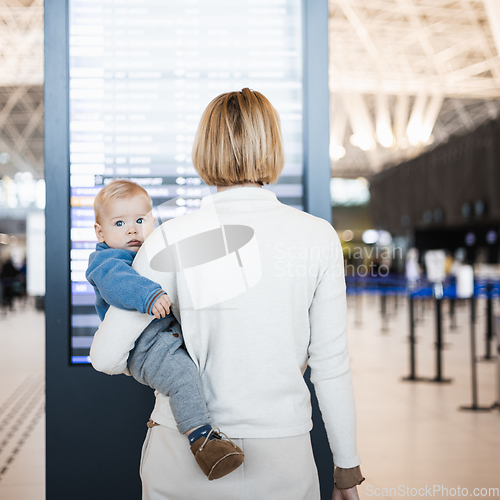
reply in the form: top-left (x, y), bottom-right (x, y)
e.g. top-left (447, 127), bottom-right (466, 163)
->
top-left (152, 294), bottom-right (171, 319)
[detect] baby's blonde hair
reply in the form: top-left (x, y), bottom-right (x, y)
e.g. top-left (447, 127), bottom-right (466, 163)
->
top-left (94, 179), bottom-right (151, 223)
top-left (192, 88), bottom-right (285, 186)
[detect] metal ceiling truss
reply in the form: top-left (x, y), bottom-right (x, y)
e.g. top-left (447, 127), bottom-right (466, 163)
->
top-left (0, 85), bottom-right (43, 179)
top-left (0, 0), bottom-right (43, 86)
top-left (2, 0), bottom-right (500, 181)
top-left (0, 0), bottom-right (43, 179)
top-left (329, 0), bottom-right (500, 177)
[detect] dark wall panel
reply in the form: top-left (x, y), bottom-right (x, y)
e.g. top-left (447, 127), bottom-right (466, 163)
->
top-left (45, 1), bottom-right (167, 498)
top-left (370, 119), bottom-right (500, 233)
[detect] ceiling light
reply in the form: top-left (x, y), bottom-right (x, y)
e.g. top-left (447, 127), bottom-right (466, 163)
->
top-left (350, 133), bottom-right (374, 152)
top-left (362, 230), bottom-right (379, 244)
top-left (376, 125), bottom-right (394, 148)
top-left (330, 143), bottom-right (346, 160)
top-left (378, 230), bottom-right (392, 246)
top-left (342, 230), bottom-right (354, 242)
top-left (356, 27), bottom-right (368, 38)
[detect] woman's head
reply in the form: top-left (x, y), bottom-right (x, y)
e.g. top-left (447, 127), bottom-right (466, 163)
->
top-left (192, 88), bottom-right (285, 186)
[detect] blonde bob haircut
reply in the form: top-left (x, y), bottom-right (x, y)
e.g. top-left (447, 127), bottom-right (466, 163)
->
top-left (93, 179), bottom-right (151, 223)
top-left (192, 88), bottom-right (285, 186)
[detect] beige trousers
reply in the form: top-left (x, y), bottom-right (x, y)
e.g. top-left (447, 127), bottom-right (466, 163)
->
top-left (140, 425), bottom-right (321, 500)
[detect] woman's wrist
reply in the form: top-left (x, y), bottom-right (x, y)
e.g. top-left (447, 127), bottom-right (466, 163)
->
top-left (334, 465), bottom-right (365, 489)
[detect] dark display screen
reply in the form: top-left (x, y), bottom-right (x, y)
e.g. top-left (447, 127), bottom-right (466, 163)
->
top-left (69, 0), bottom-right (304, 363)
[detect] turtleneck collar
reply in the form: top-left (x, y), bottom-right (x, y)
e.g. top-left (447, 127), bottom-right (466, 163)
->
top-left (200, 186), bottom-right (278, 208)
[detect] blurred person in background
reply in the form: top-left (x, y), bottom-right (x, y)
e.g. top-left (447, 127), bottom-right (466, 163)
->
top-left (1, 256), bottom-right (19, 311)
top-left (16, 257), bottom-right (28, 305)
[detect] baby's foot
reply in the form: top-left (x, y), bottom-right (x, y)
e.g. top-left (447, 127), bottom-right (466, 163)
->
top-left (190, 428), bottom-right (244, 480)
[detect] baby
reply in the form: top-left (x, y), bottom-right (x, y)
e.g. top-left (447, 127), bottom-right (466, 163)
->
top-left (86, 179), bottom-right (244, 480)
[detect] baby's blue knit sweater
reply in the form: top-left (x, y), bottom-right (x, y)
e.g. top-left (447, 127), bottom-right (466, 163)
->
top-left (86, 242), bottom-right (165, 320)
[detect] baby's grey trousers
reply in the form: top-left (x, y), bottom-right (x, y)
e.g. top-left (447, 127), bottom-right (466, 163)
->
top-left (127, 315), bottom-right (210, 434)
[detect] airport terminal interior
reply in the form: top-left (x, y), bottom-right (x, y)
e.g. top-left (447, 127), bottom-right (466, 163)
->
top-left (1, 0), bottom-right (500, 499)
top-left (1, 295), bottom-right (500, 499)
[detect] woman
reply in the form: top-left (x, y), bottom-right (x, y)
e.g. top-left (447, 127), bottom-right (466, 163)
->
top-left (90, 88), bottom-right (363, 499)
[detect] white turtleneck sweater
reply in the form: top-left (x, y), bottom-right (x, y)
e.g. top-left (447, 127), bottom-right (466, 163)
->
top-left (90, 187), bottom-right (360, 469)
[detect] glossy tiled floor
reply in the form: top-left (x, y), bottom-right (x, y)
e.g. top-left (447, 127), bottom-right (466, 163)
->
top-left (0, 302), bottom-right (45, 500)
top-left (349, 294), bottom-right (500, 499)
top-left (0, 295), bottom-right (499, 499)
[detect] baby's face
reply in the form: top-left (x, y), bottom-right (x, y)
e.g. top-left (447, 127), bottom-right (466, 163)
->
top-left (94, 194), bottom-right (155, 252)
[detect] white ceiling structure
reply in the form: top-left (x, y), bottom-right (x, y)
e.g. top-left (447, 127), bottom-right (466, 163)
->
top-left (329, 0), bottom-right (500, 177)
top-left (1, 1), bottom-right (500, 181)
top-left (0, 0), bottom-right (43, 180)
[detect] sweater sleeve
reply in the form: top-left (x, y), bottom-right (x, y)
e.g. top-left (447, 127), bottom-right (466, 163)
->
top-left (90, 305), bottom-right (153, 375)
top-left (86, 249), bottom-right (165, 315)
top-left (307, 227), bottom-right (361, 469)
top-left (90, 230), bottom-right (178, 375)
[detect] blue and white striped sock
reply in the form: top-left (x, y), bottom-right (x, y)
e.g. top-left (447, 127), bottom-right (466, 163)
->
top-left (187, 424), bottom-right (213, 445)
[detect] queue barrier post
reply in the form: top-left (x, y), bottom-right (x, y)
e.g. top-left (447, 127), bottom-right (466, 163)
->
top-left (355, 279), bottom-right (362, 326)
top-left (449, 298), bottom-right (457, 331)
top-left (489, 299), bottom-right (500, 411)
top-left (422, 283), bottom-right (452, 384)
top-left (402, 289), bottom-right (427, 383)
top-left (380, 284), bottom-right (389, 333)
top-left (480, 282), bottom-right (496, 362)
top-left (459, 295), bottom-right (491, 412)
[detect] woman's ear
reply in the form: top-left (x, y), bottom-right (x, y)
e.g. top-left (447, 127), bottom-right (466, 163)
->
top-left (94, 223), bottom-right (105, 243)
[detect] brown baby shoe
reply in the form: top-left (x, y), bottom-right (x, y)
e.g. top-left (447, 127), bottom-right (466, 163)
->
top-left (190, 428), bottom-right (244, 481)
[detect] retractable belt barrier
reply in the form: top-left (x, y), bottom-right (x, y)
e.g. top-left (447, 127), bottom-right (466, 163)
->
top-left (345, 276), bottom-right (500, 413)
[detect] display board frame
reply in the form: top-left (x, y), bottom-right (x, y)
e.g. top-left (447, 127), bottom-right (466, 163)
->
top-left (68, 0), bottom-right (309, 365)
top-left (45, 0), bottom-right (332, 498)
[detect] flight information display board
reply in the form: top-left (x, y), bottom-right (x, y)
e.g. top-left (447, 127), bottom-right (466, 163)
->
top-left (69, 0), bottom-right (304, 363)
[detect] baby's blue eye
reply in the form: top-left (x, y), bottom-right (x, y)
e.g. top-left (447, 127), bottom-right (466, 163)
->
top-left (116, 221), bottom-right (124, 227)
top-left (136, 218), bottom-right (144, 224)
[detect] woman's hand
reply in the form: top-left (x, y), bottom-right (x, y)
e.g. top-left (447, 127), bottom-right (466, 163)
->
top-left (332, 485), bottom-right (360, 500)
